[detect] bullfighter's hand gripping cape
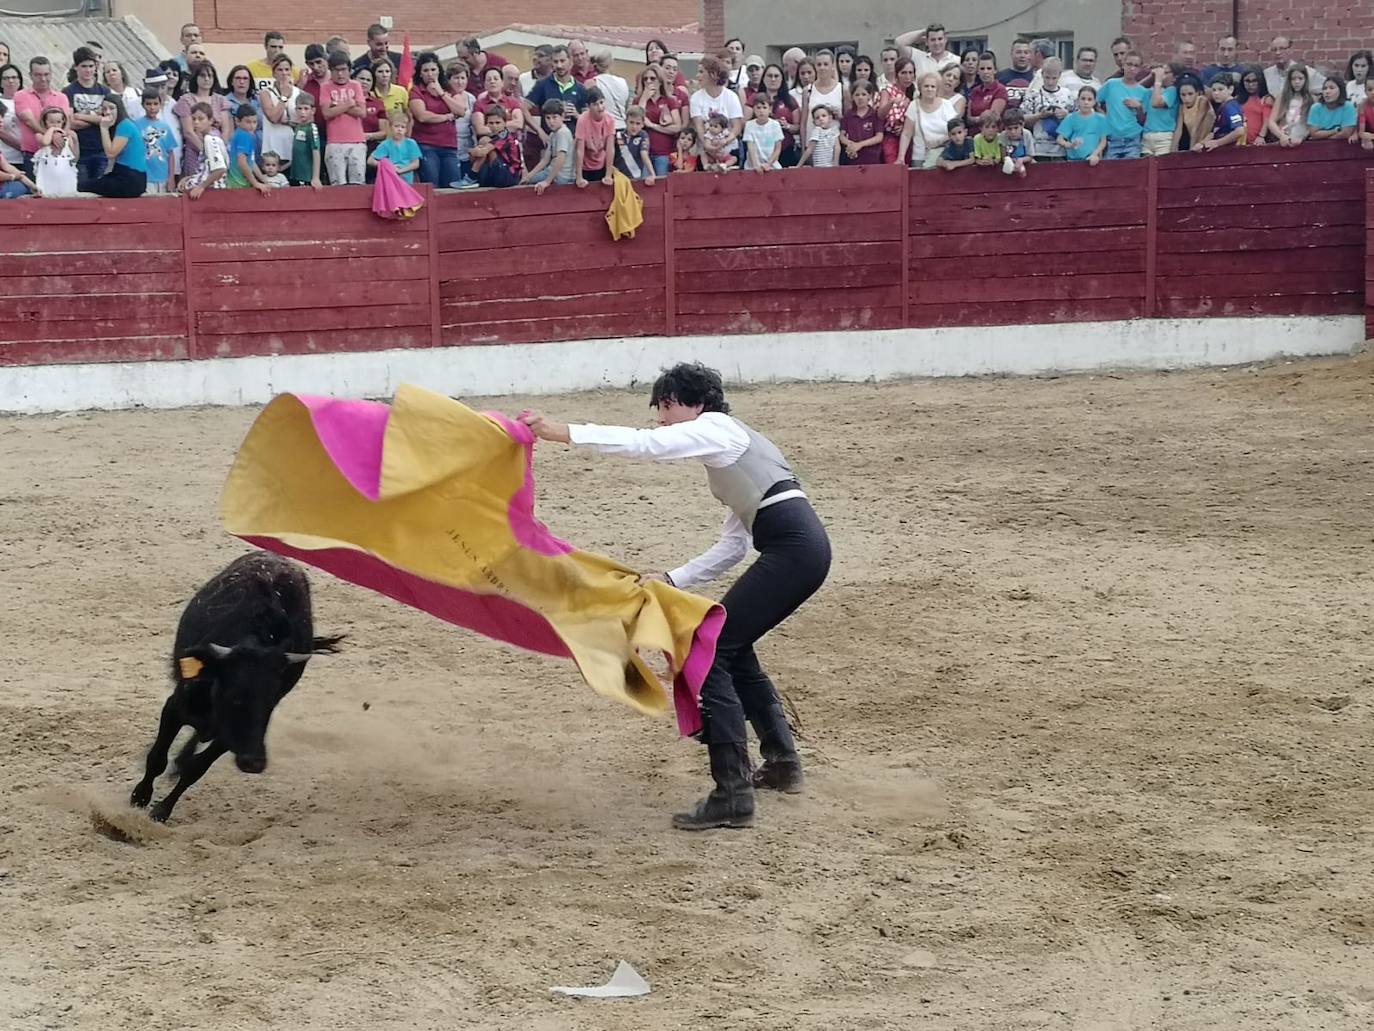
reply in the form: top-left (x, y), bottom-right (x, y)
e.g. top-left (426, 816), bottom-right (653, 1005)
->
top-left (220, 384), bottom-right (724, 735)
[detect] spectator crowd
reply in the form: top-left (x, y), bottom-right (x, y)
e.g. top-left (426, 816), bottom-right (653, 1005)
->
top-left (2, 22), bottom-right (1373, 198)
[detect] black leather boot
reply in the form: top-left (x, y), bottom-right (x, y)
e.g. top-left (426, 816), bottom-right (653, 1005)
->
top-left (751, 702), bottom-right (805, 794)
top-left (672, 742), bottom-right (756, 831)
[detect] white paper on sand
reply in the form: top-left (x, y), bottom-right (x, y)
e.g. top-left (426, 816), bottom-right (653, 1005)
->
top-left (550, 960), bottom-right (650, 998)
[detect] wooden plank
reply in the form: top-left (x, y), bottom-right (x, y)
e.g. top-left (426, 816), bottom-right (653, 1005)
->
top-left (443, 287), bottom-right (663, 322)
top-left (916, 248), bottom-right (1145, 279)
top-left (664, 171), bottom-right (676, 336)
top-left (0, 335), bottom-right (188, 366)
top-left (179, 190), bottom-right (197, 359)
top-left (188, 208), bottom-right (430, 241)
top-left (192, 255), bottom-right (432, 288)
top-left (0, 315), bottom-right (188, 343)
top-left (1144, 157), bottom-right (1158, 319)
top-left (441, 236), bottom-right (664, 277)
top-left (425, 184), bottom-right (442, 348)
top-left (0, 274), bottom-right (189, 297)
top-left (1156, 293), bottom-right (1361, 318)
top-left (0, 197), bottom-right (183, 225)
top-left (908, 297), bottom-right (1144, 328)
top-left (678, 285), bottom-right (900, 315)
top-left (1157, 200), bottom-right (1360, 232)
top-left (1156, 269), bottom-right (1364, 299)
top-left (197, 325), bottom-right (433, 359)
top-left (913, 190), bottom-right (1147, 234)
top-left (674, 212), bottom-right (902, 249)
top-left (188, 186), bottom-right (379, 214)
top-left (911, 225), bottom-right (1144, 259)
top-left (910, 273), bottom-right (1142, 305)
top-left (677, 240), bottom-right (894, 272)
top-left (443, 266), bottom-right (665, 303)
top-left (189, 237), bottom-right (430, 262)
top-left (197, 302), bottom-right (429, 335)
top-left (670, 163), bottom-right (900, 196)
top-left (192, 279), bottom-right (430, 313)
top-left (435, 183), bottom-right (664, 222)
top-left (1158, 139), bottom-right (1370, 169)
top-left (911, 160), bottom-right (1146, 196)
top-left (703, 306), bottom-right (904, 334)
top-left (673, 188), bottom-right (901, 220)
top-left (1158, 163), bottom-right (1368, 194)
top-left (900, 168), bottom-right (911, 326)
top-left (0, 250), bottom-right (184, 276)
top-left (1156, 245), bottom-right (1363, 276)
top-left (436, 211), bottom-right (662, 251)
top-left (1157, 224), bottom-right (1364, 253)
top-left (0, 293), bottom-right (184, 321)
top-left (3, 223), bottom-right (184, 253)
top-left (679, 263), bottom-right (903, 293)
top-left (443, 311), bottom-right (662, 345)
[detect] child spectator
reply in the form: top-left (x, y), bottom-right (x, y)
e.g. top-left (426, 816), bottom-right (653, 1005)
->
top-left (289, 92), bottom-right (323, 188)
top-left (1353, 85), bottom-right (1374, 149)
top-left (1173, 74), bottom-right (1214, 151)
top-left (1236, 66), bottom-right (1273, 144)
top-left (34, 107), bottom-right (78, 196)
top-left (143, 67), bottom-right (183, 179)
top-left (972, 110), bottom-right (1002, 165)
top-left (614, 104), bottom-right (655, 182)
top-left (998, 108), bottom-right (1035, 175)
top-left (1096, 51), bottom-right (1148, 159)
top-left (801, 104), bottom-right (839, 167)
top-left (701, 111), bottom-right (738, 170)
top-left (226, 105), bottom-right (269, 192)
top-left (574, 86), bottom-right (616, 186)
top-left (1194, 73), bottom-right (1247, 150)
top-left (368, 108), bottom-right (421, 181)
top-left (176, 102), bottom-right (227, 196)
top-left (259, 151), bottom-right (288, 187)
top-left (1144, 65), bottom-right (1179, 155)
top-left (1021, 57), bottom-right (1072, 158)
top-left (672, 126), bottom-right (700, 171)
top-left (465, 105), bottom-right (522, 187)
top-left (133, 88), bottom-right (175, 193)
top-left (840, 79), bottom-right (883, 164)
top-left (1057, 85), bottom-right (1109, 164)
top-left (522, 98), bottom-right (575, 192)
top-left (1267, 65), bottom-right (1312, 147)
top-left (1306, 75), bottom-right (1357, 140)
top-left (741, 93), bottom-right (784, 171)
top-left (321, 51), bottom-right (366, 184)
top-left (936, 117), bottom-right (975, 169)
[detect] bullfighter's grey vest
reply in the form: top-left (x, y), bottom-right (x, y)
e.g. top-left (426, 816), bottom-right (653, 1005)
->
top-left (705, 419), bottom-right (799, 531)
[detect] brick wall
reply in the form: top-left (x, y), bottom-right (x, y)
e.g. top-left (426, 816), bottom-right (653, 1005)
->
top-left (1122, 1), bottom-right (1374, 71)
top-left (192, 0), bottom-right (698, 45)
top-left (702, 0), bottom-right (725, 50)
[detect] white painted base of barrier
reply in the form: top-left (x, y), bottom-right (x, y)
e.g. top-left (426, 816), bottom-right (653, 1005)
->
top-left (1, 316), bottom-right (1366, 414)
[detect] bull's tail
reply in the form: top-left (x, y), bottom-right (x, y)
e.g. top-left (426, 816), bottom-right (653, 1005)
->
top-left (310, 634), bottom-right (347, 654)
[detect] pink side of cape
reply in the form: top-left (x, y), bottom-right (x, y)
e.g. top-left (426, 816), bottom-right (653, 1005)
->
top-left (256, 394), bottom-right (717, 735)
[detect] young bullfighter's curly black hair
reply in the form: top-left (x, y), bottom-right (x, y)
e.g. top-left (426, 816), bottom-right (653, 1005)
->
top-left (649, 362), bottom-right (730, 413)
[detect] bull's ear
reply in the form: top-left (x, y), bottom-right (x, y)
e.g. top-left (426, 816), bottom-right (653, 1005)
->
top-left (178, 656), bottom-right (205, 679)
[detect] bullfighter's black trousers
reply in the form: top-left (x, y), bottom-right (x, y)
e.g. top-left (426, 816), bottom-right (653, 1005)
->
top-left (697, 496), bottom-right (831, 749)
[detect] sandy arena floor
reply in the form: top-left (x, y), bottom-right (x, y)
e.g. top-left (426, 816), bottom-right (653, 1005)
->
top-left (1, 354), bottom-right (1372, 1030)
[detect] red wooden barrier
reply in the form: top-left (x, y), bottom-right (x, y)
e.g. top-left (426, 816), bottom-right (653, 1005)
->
top-left (0, 197), bottom-right (187, 365)
top-left (2, 143), bottom-right (1372, 369)
top-left (1366, 168), bottom-right (1374, 339)
top-left (436, 182), bottom-right (665, 346)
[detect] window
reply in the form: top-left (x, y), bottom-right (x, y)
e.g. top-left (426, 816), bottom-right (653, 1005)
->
top-left (782, 42), bottom-right (860, 58)
top-left (1019, 31), bottom-right (1076, 67)
top-left (950, 36), bottom-right (988, 58)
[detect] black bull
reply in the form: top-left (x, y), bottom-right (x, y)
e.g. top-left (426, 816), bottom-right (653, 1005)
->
top-left (130, 553), bottom-right (343, 823)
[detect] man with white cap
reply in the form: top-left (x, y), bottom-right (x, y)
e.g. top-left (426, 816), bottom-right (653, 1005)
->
top-left (738, 53), bottom-right (765, 103)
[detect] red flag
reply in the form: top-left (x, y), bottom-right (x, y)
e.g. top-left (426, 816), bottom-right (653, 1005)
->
top-left (397, 32), bottom-right (413, 87)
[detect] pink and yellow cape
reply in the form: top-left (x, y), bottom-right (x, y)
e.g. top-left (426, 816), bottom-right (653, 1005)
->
top-left (220, 384), bottom-right (722, 735)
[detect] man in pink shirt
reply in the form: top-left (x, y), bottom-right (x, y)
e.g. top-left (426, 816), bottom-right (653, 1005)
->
top-left (321, 51), bottom-right (366, 184)
top-left (573, 86), bottom-right (615, 187)
top-left (14, 56), bottom-right (71, 174)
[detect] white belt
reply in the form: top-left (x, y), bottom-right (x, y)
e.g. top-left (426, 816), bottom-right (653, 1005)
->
top-left (757, 489), bottom-right (806, 511)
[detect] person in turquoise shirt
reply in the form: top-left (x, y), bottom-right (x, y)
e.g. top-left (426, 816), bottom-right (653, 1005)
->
top-left (1143, 65), bottom-right (1178, 155)
top-left (1057, 86), bottom-right (1109, 163)
top-left (367, 108), bottom-right (422, 181)
top-left (1305, 77), bottom-right (1357, 139)
top-left (1097, 50), bottom-right (1149, 158)
top-left (81, 96), bottom-right (148, 196)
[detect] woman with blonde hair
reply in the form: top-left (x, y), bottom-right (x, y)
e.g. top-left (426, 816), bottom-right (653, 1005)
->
top-left (897, 71), bottom-right (960, 168)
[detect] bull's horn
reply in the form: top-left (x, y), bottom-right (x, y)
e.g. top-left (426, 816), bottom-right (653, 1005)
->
top-left (283, 652), bottom-right (313, 664)
top-left (207, 643), bottom-right (233, 658)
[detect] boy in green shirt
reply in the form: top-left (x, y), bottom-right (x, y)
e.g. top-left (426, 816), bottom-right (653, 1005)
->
top-left (289, 92), bottom-right (323, 189)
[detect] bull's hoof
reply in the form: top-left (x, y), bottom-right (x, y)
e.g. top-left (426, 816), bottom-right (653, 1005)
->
top-left (130, 782), bottom-right (153, 808)
top-left (148, 800), bottom-right (174, 823)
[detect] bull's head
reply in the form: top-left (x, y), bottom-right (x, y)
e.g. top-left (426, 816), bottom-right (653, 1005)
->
top-left (178, 644), bottom-right (312, 773)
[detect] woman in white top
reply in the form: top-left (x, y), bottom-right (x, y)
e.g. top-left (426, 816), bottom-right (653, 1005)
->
top-left (897, 72), bottom-right (960, 168)
top-left (591, 49), bottom-right (630, 129)
top-left (723, 37), bottom-right (747, 93)
top-left (258, 54), bottom-right (300, 170)
top-left (689, 55), bottom-right (744, 153)
top-left (103, 63), bottom-right (142, 114)
top-left (1344, 50), bottom-right (1371, 108)
top-left (793, 52), bottom-right (846, 142)
top-left (939, 59), bottom-right (967, 117)
top-left (520, 362), bottom-right (831, 832)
